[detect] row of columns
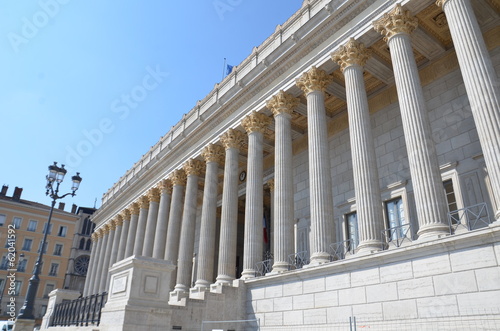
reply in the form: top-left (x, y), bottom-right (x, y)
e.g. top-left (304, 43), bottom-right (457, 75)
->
top-left (83, 0), bottom-right (500, 297)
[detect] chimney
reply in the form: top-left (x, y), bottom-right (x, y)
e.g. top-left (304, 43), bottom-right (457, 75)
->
top-left (71, 204), bottom-right (78, 214)
top-left (58, 202), bottom-right (65, 211)
top-left (0, 185), bottom-right (8, 196)
top-left (12, 187), bottom-right (23, 201)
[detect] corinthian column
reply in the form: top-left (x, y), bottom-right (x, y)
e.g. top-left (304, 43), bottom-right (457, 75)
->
top-left (99, 222), bottom-right (115, 293)
top-left (109, 216), bottom-right (123, 267)
top-left (332, 38), bottom-right (385, 252)
top-left (165, 169), bottom-right (187, 262)
top-left (241, 112), bottom-right (271, 279)
top-left (153, 179), bottom-right (172, 259)
top-left (374, 5), bottom-right (449, 238)
top-left (83, 231), bottom-right (100, 296)
top-left (194, 144), bottom-right (224, 290)
top-left (296, 67), bottom-right (335, 264)
top-left (143, 187), bottom-right (161, 257)
top-left (173, 159), bottom-right (204, 293)
top-left (437, 0), bottom-right (500, 220)
top-left (124, 203), bottom-right (140, 258)
top-left (116, 209), bottom-right (131, 262)
top-left (92, 227), bottom-right (107, 294)
top-left (133, 195), bottom-right (150, 256)
top-left (267, 91), bottom-right (299, 272)
top-left (215, 129), bottom-right (246, 285)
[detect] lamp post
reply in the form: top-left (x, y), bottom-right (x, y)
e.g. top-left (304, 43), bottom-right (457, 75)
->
top-left (16, 162), bottom-right (82, 321)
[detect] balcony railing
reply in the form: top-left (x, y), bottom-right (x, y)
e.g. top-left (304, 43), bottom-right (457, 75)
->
top-left (329, 239), bottom-right (355, 261)
top-left (255, 259), bottom-right (273, 277)
top-left (448, 202), bottom-right (491, 233)
top-left (50, 292), bottom-right (107, 327)
top-left (288, 251), bottom-right (310, 270)
top-left (382, 223), bottom-right (412, 248)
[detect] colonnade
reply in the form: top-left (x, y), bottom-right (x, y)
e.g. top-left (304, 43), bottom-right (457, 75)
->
top-left (83, 0), bottom-right (500, 297)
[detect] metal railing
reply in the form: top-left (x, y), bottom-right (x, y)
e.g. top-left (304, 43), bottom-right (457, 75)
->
top-left (382, 223), bottom-right (412, 248)
top-left (50, 292), bottom-right (107, 327)
top-left (255, 259), bottom-right (273, 277)
top-left (329, 239), bottom-right (355, 261)
top-left (288, 251), bottom-right (310, 270)
top-left (448, 202), bottom-right (491, 233)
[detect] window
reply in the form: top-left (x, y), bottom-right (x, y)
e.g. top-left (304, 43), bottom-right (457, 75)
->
top-left (82, 217), bottom-right (93, 235)
top-left (12, 217), bottom-right (22, 229)
top-left (57, 226), bottom-right (67, 237)
top-left (38, 240), bottom-right (48, 254)
top-left (43, 284), bottom-right (55, 298)
top-left (79, 238), bottom-right (85, 250)
top-left (27, 220), bottom-right (38, 232)
top-left (42, 223), bottom-right (53, 235)
top-left (53, 244), bottom-right (63, 256)
top-left (49, 263), bottom-right (59, 276)
top-left (22, 238), bottom-right (33, 251)
top-left (0, 279), bottom-right (4, 292)
top-left (13, 280), bottom-right (22, 296)
top-left (0, 255), bottom-right (8, 270)
top-left (345, 212), bottom-right (359, 250)
top-left (0, 214), bottom-right (6, 226)
top-left (17, 258), bottom-right (27, 272)
top-left (385, 197), bottom-right (406, 240)
top-left (443, 179), bottom-right (459, 223)
top-left (85, 239), bottom-right (91, 251)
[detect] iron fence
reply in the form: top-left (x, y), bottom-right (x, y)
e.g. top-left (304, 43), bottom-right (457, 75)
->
top-left (382, 223), bottom-right (412, 248)
top-left (448, 202), bottom-right (491, 233)
top-left (50, 292), bottom-right (107, 327)
top-left (329, 239), bottom-right (355, 261)
top-left (288, 250), bottom-right (309, 270)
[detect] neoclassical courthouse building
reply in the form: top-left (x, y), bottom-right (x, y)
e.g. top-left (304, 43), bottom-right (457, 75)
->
top-left (41, 0), bottom-right (500, 330)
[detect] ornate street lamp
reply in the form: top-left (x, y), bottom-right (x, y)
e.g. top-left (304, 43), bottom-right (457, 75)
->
top-left (16, 162), bottom-right (82, 321)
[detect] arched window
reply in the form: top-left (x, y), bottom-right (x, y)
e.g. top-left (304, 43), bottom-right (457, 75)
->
top-left (79, 238), bottom-right (85, 250)
top-left (85, 239), bottom-right (91, 251)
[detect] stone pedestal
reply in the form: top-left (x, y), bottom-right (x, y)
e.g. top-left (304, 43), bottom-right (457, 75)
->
top-left (13, 319), bottom-right (35, 331)
top-left (99, 255), bottom-right (176, 331)
top-left (39, 289), bottom-right (81, 330)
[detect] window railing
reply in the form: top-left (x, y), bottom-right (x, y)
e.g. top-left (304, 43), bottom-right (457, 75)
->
top-left (329, 239), bottom-right (355, 261)
top-left (50, 292), bottom-right (107, 327)
top-left (448, 202), bottom-right (491, 234)
top-left (255, 259), bottom-right (273, 277)
top-left (288, 251), bottom-right (310, 270)
top-left (382, 223), bottom-right (412, 248)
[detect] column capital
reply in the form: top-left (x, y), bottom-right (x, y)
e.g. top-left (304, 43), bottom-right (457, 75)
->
top-left (138, 195), bottom-right (150, 209)
top-left (129, 202), bottom-right (140, 215)
top-left (201, 144), bottom-right (225, 165)
top-left (114, 214), bottom-right (124, 227)
top-left (184, 159), bottom-right (205, 177)
top-left (159, 179), bottom-right (172, 195)
top-left (102, 224), bottom-right (110, 235)
top-left (91, 232), bottom-right (98, 242)
top-left (95, 228), bottom-right (104, 238)
top-left (373, 4), bottom-right (418, 42)
top-left (241, 111), bottom-right (271, 134)
top-left (296, 66), bottom-right (332, 95)
top-left (170, 169), bottom-right (187, 186)
top-left (266, 90), bottom-right (300, 117)
top-left (331, 38), bottom-right (371, 72)
top-left (435, 0), bottom-right (449, 8)
top-left (108, 220), bottom-right (117, 231)
top-left (220, 129), bottom-right (246, 150)
top-left (148, 187), bottom-right (161, 203)
top-left (120, 208), bottom-right (131, 221)
top-left (267, 179), bottom-right (275, 192)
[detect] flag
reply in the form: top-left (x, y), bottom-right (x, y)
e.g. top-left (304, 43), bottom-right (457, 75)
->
top-left (226, 64), bottom-right (234, 75)
top-left (263, 217), bottom-right (269, 244)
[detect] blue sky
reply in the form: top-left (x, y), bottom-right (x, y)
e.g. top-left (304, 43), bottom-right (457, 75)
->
top-left (0, 0), bottom-right (302, 209)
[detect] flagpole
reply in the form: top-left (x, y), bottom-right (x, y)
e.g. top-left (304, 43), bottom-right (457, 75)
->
top-left (222, 58), bottom-right (226, 80)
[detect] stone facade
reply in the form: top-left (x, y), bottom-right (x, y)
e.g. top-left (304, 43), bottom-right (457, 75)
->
top-left (41, 0), bottom-right (500, 330)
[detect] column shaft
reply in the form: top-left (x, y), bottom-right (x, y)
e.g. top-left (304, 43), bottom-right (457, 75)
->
top-left (116, 212), bottom-right (130, 262)
top-left (83, 235), bottom-right (99, 296)
top-left (124, 211), bottom-right (139, 258)
top-left (143, 189), bottom-right (160, 257)
top-left (98, 226), bottom-right (115, 293)
top-left (153, 184), bottom-right (172, 259)
top-left (91, 231), bottom-right (107, 294)
top-left (109, 221), bottom-right (122, 267)
top-left (165, 182), bottom-right (186, 262)
top-left (439, 0), bottom-right (500, 219)
top-left (133, 197), bottom-right (149, 256)
top-left (216, 146), bottom-right (241, 284)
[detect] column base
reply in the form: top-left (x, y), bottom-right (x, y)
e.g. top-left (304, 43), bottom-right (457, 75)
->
top-left (417, 223), bottom-right (449, 240)
top-left (12, 318), bottom-right (35, 331)
top-left (215, 275), bottom-right (234, 285)
top-left (189, 284), bottom-right (209, 300)
top-left (168, 289), bottom-right (189, 306)
top-left (271, 261), bottom-right (290, 274)
top-left (306, 252), bottom-right (331, 266)
top-left (356, 240), bottom-right (384, 255)
top-left (240, 269), bottom-right (256, 279)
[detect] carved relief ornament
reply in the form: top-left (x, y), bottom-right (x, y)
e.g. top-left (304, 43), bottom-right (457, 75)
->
top-left (296, 66), bottom-right (333, 95)
top-left (148, 187), bottom-right (161, 203)
top-left (373, 4), bottom-right (418, 42)
top-left (183, 159), bottom-right (205, 177)
top-left (170, 169), bottom-right (187, 186)
top-left (266, 90), bottom-right (300, 117)
top-left (201, 144), bottom-right (225, 165)
top-left (138, 195), bottom-right (150, 209)
top-left (129, 202), bottom-right (140, 215)
top-left (220, 129), bottom-right (246, 150)
top-left (241, 111), bottom-right (272, 134)
top-left (159, 179), bottom-right (173, 195)
top-left (331, 38), bottom-right (371, 72)
top-left (120, 209), bottom-right (131, 221)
